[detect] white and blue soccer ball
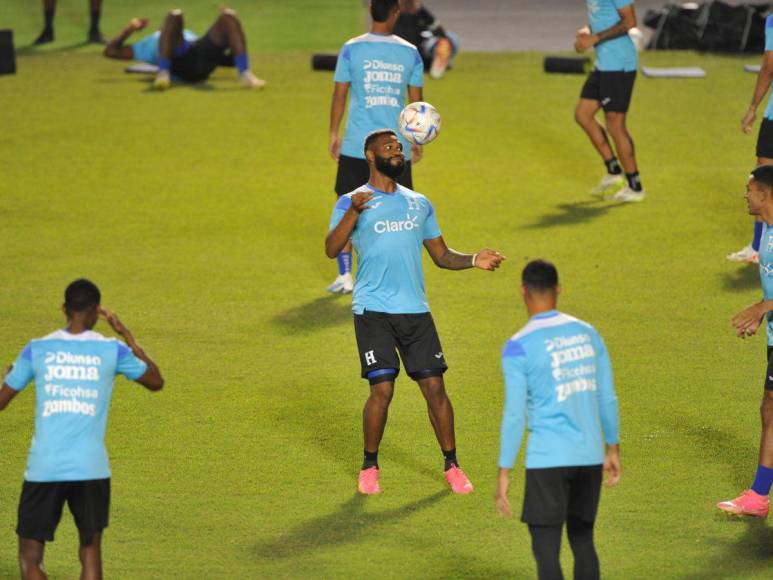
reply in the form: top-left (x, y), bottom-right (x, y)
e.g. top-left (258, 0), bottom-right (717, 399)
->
top-left (399, 101), bottom-right (441, 146)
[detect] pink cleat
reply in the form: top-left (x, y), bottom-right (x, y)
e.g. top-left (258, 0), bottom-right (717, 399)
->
top-left (445, 465), bottom-right (474, 494)
top-left (358, 466), bottom-right (382, 495)
top-left (717, 490), bottom-right (769, 517)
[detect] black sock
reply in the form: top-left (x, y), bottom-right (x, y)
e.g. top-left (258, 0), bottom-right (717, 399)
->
top-left (604, 157), bottom-right (622, 175)
top-left (90, 8), bottom-right (101, 32)
top-left (626, 172), bottom-right (642, 192)
top-left (362, 450), bottom-right (378, 470)
top-left (44, 8), bottom-right (55, 32)
top-left (443, 448), bottom-right (458, 470)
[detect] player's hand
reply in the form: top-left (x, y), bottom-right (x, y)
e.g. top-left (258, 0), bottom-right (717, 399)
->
top-left (411, 144), bottom-right (423, 165)
top-left (742, 106), bottom-right (758, 135)
top-left (99, 306), bottom-right (129, 336)
top-left (474, 249), bottom-right (506, 271)
top-left (732, 303), bottom-right (766, 338)
top-left (350, 189), bottom-right (374, 214)
top-left (495, 492), bottom-right (512, 517)
top-left (329, 133), bottom-right (342, 161)
top-left (129, 17), bottom-right (149, 31)
top-left (603, 446), bottom-right (621, 486)
top-left (574, 31), bottom-right (596, 53)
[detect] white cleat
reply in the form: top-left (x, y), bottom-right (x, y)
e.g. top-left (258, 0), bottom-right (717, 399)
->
top-left (605, 186), bottom-right (645, 203)
top-left (592, 173), bottom-right (625, 196)
top-left (153, 70), bottom-right (171, 91)
top-left (241, 71), bottom-right (266, 89)
top-left (326, 273), bottom-right (354, 294)
top-left (726, 244), bottom-right (759, 263)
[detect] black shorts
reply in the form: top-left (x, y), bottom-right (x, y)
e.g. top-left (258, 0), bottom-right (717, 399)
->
top-left (353, 310), bottom-right (447, 381)
top-left (17, 479), bottom-right (110, 545)
top-left (765, 347), bottom-right (773, 391)
top-left (521, 465), bottom-right (602, 526)
top-left (580, 69), bottom-right (636, 113)
top-left (171, 34), bottom-right (226, 83)
top-left (334, 154), bottom-right (413, 196)
top-left (757, 119), bottom-right (773, 160)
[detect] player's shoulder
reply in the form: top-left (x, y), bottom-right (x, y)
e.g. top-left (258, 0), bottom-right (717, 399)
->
top-left (766, 14), bottom-right (773, 28)
top-left (345, 32), bottom-right (419, 51)
top-left (509, 311), bottom-right (594, 343)
top-left (397, 184), bottom-right (427, 200)
top-left (31, 329), bottom-right (118, 345)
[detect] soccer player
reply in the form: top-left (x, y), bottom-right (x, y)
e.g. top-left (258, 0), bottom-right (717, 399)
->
top-left (728, 15), bottom-right (773, 264)
top-left (327, 0), bottom-right (424, 294)
top-left (103, 8), bottom-right (265, 90)
top-left (34, 0), bottom-right (105, 45)
top-left (718, 166), bottom-right (773, 517)
top-left (574, 0), bottom-right (645, 203)
top-left (0, 279), bottom-right (163, 580)
top-left (325, 129), bottom-right (505, 494)
top-left (495, 260), bottom-right (621, 580)
top-left (393, 0), bottom-right (459, 79)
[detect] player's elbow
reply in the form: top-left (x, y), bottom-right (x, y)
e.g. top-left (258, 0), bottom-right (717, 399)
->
top-left (146, 377), bottom-right (164, 392)
top-left (103, 45), bottom-right (118, 59)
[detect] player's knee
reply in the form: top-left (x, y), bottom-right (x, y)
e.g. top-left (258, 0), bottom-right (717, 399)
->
top-left (761, 393), bottom-right (773, 423)
top-left (574, 108), bottom-right (590, 127)
top-left (370, 383), bottom-right (394, 406)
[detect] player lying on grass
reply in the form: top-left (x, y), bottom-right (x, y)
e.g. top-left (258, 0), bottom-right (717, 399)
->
top-left (103, 7), bottom-right (265, 90)
top-left (718, 166), bottom-right (773, 518)
top-left (393, 0), bottom-right (459, 80)
top-left (0, 279), bottom-right (163, 580)
top-left (325, 129), bottom-right (505, 495)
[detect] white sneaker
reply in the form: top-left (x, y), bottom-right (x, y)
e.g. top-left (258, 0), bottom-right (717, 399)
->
top-left (592, 173), bottom-right (625, 195)
top-left (153, 70), bottom-right (171, 91)
top-left (605, 186), bottom-right (645, 203)
top-left (326, 273), bottom-right (353, 294)
top-left (726, 244), bottom-right (759, 263)
top-left (241, 71), bottom-right (266, 89)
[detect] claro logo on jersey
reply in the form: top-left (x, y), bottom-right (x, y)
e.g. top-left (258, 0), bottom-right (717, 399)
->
top-left (374, 214), bottom-right (419, 234)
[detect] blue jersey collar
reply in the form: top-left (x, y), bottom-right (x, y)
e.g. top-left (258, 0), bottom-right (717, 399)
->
top-left (530, 309), bottom-right (560, 320)
top-left (366, 183), bottom-right (399, 195)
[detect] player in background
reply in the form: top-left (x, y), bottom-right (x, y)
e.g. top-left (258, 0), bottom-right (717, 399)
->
top-left (103, 8), bottom-right (265, 90)
top-left (719, 166), bottom-right (773, 517)
top-left (34, 0), bottom-right (105, 45)
top-left (728, 15), bottom-right (773, 264)
top-left (0, 279), bottom-right (163, 580)
top-left (327, 0), bottom-right (424, 294)
top-left (574, 0), bottom-right (645, 203)
top-left (393, 0), bottom-right (459, 79)
top-left (496, 260), bottom-right (621, 580)
top-left (326, 129), bottom-right (505, 495)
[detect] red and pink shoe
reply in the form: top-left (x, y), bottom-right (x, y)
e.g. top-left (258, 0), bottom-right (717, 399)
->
top-left (445, 465), bottom-right (474, 494)
top-left (717, 490), bottom-right (769, 517)
top-left (358, 466), bottom-right (382, 495)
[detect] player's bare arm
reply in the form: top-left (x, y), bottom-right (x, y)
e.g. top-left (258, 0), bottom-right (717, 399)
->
top-left (407, 85), bottom-right (424, 163)
top-left (329, 82), bottom-right (350, 161)
top-left (325, 190), bottom-right (374, 257)
top-left (732, 300), bottom-right (773, 337)
top-left (743, 52), bottom-right (773, 134)
top-left (495, 468), bottom-right (512, 517)
top-left (604, 444), bottom-right (622, 486)
top-left (103, 17), bottom-right (149, 60)
top-left (98, 307), bottom-right (164, 390)
top-left (575, 5), bottom-right (636, 53)
top-left (423, 237), bottom-right (505, 270)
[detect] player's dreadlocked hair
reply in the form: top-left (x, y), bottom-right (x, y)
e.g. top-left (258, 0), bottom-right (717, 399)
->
top-left (364, 129), bottom-right (398, 156)
top-left (751, 165), bottom-right (773, 192)
top-left (522, 260), bottom-right (559, 294)
top-left (64, 278), bottom-right (101, 312)
top-left (371, 0), bottom-right (399, 22)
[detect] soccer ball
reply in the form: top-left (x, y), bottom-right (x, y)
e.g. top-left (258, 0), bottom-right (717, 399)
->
top-left (399, 102), bottom-right (441, 146)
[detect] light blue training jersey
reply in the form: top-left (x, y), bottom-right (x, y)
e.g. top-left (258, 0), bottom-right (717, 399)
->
top-left (765, 16), bottom-right (773, 120)
top-left (334, 33), bottom-right (424, 161)
top-left (131, 29), bottom-right (199, 65)
top-left (759, 223), bottom-right (773, 344)
top-left (4, 329), bottom-right (148, 482)
top-left (587, 0), bottom-right (638, 72)
top-left (499, 310), bottom-right (620, 470)
top-left (329, 183), bottom-right (441, 314)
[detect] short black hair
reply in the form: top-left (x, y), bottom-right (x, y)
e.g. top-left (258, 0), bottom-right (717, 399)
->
top-left (64, 278), bottom-right (101, 312)
top-left (364, 129), bottom-right (398, 156)
top-left (751, 165), bottom-right (773, 191)
top-left (371, 0), bottom-right (399, 22)
top-left (522, 260), bottom-right (559, 293)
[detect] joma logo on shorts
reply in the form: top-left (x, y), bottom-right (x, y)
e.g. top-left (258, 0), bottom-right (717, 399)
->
top-left (374, 215), bottom-right (419, 234)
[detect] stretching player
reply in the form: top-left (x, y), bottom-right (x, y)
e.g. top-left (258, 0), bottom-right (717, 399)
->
top-left (327, 0), bottom-right (424, 294)
top-left (496, 260), bottom-right (621, 580)
top-left (103, 8), bottom-right (265, 90)
top-left (34, 0), bottom-right (105, 45)
top-left (574, 0), bottom-right (645, 202)
top-left (0, 279), bottom-right (163, 580)
top-left (326, 130), bottom-right (504, 494)
top-left (728, 15), bottom-right (773, 264)
top-left (718, 166), bottom-right (773, 517)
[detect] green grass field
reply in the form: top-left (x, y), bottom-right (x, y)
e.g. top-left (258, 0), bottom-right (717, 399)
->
top-left (1, 1), bottom-right (773, 578)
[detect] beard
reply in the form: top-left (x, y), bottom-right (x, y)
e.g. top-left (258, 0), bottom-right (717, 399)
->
top-left (375, 154), bottom-right (406, 180)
